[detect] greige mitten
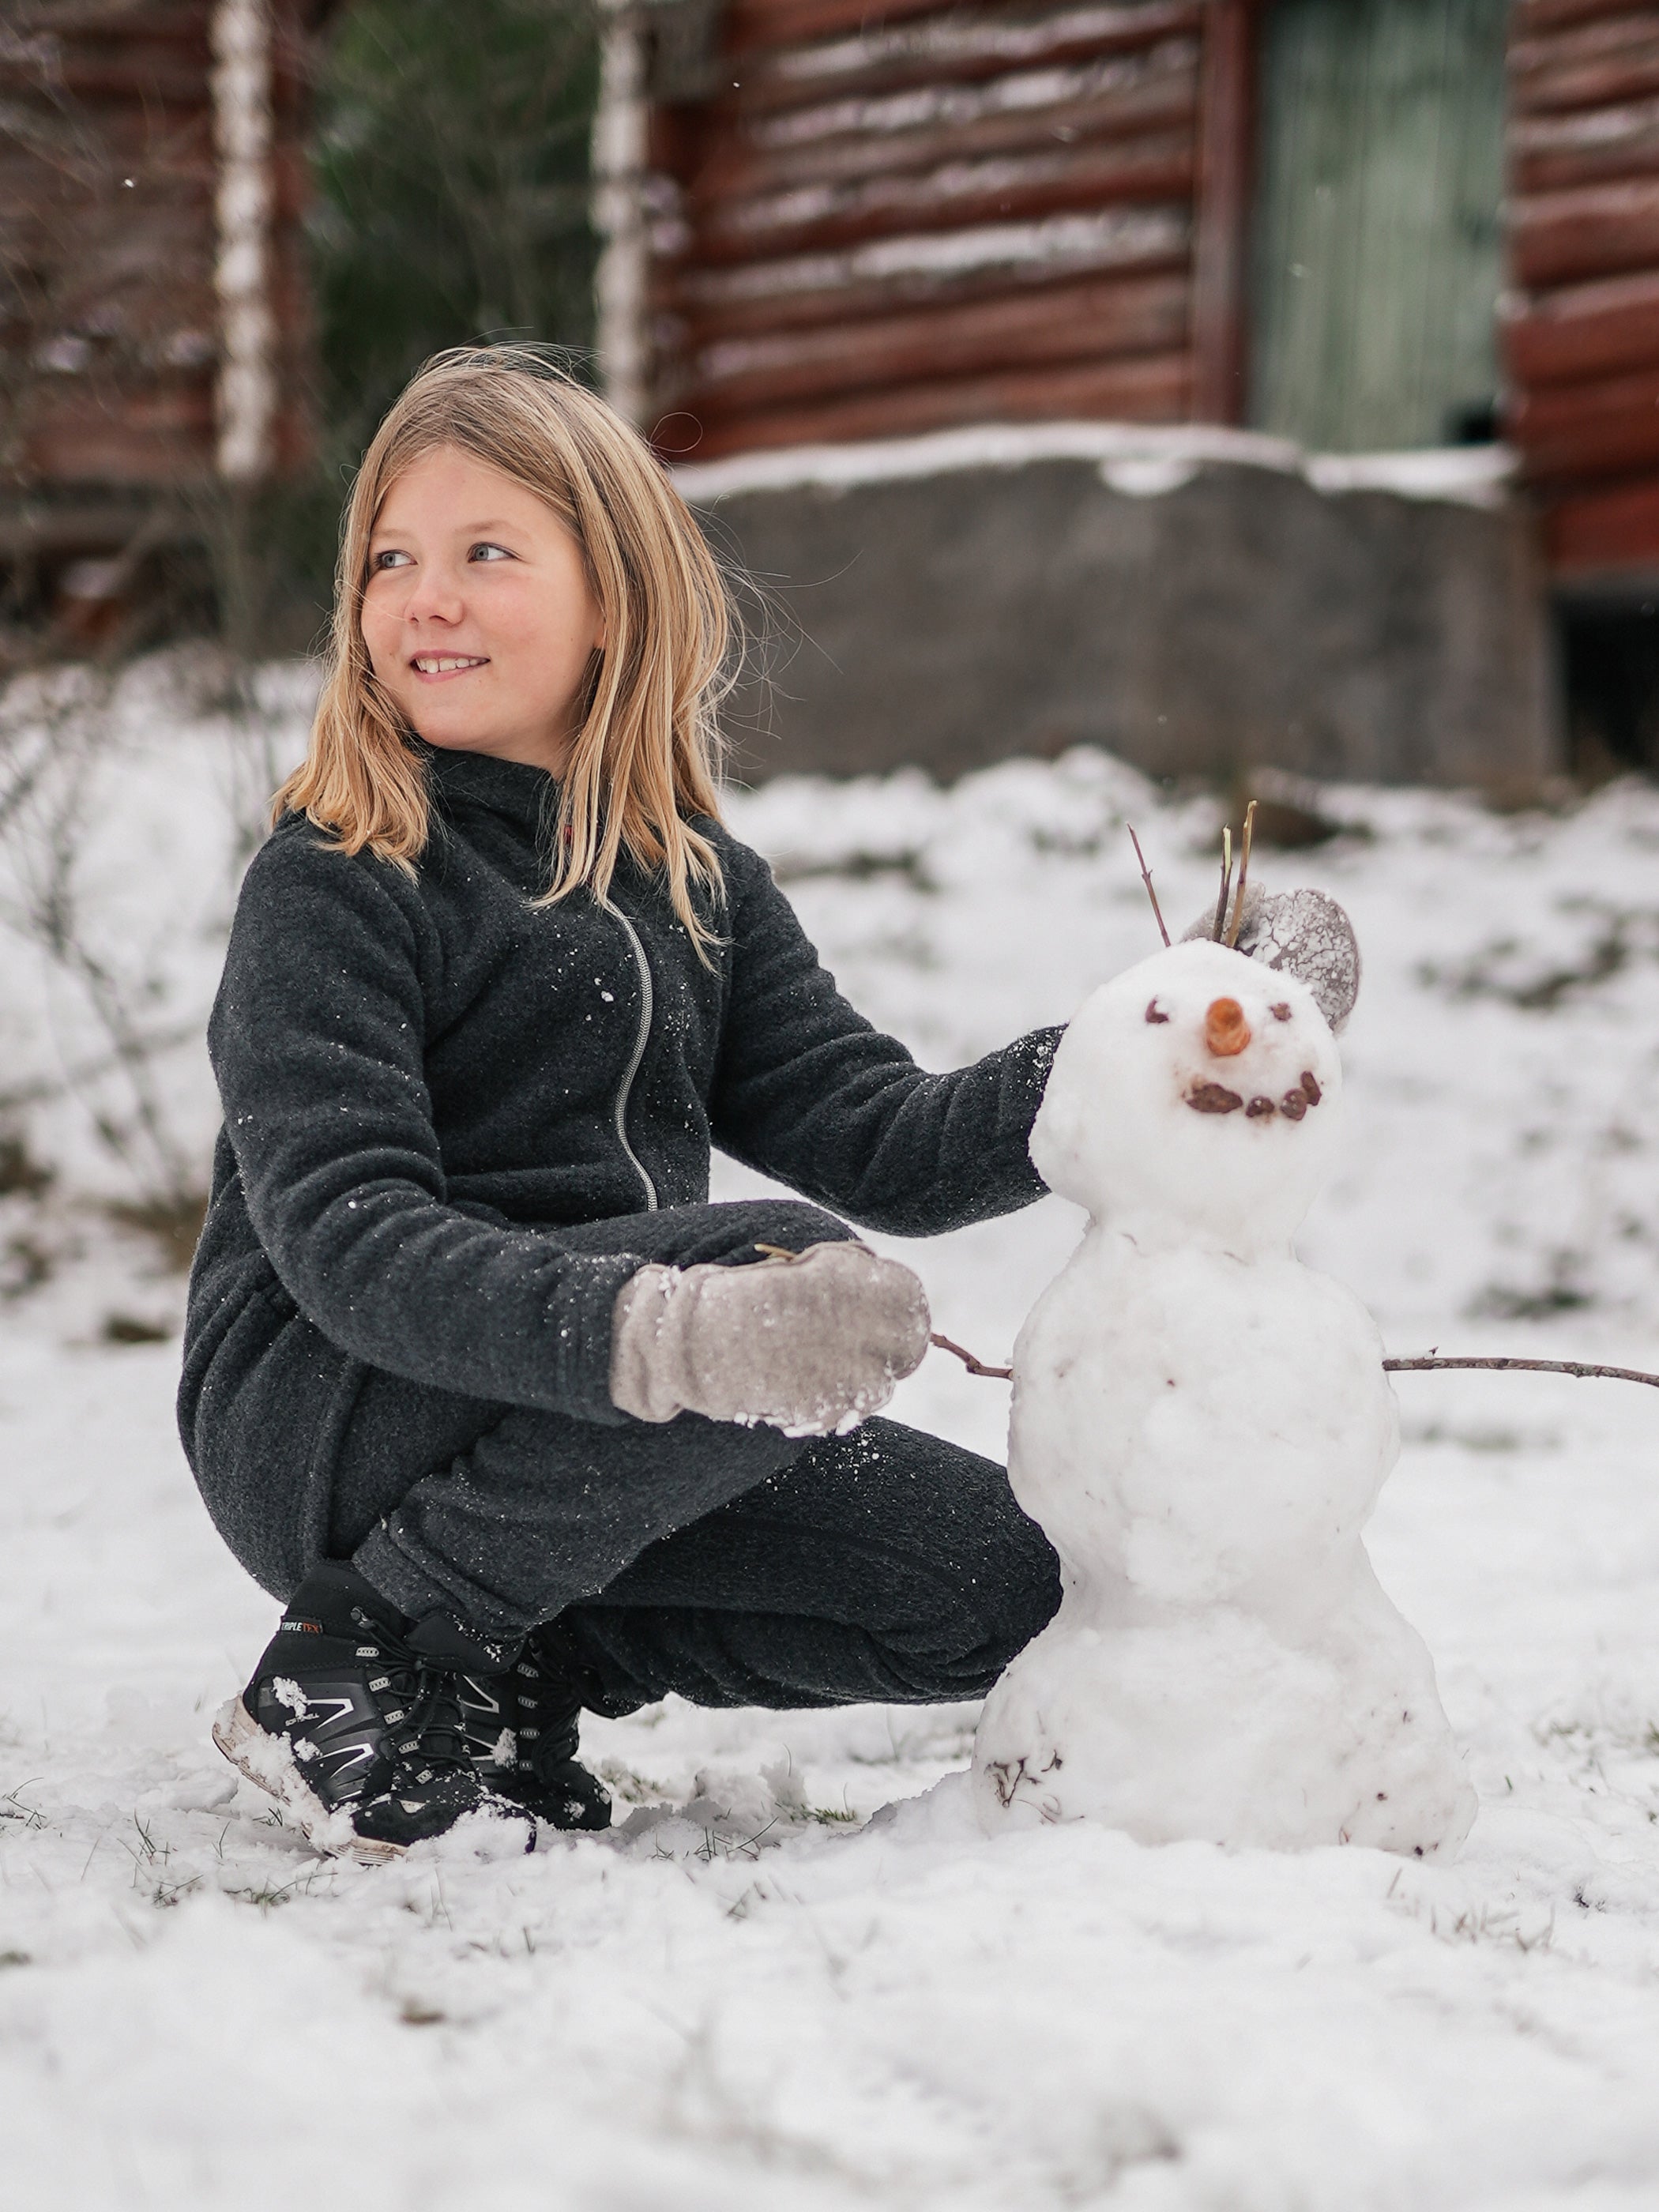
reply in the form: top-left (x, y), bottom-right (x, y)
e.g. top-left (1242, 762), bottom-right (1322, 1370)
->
top-left (610, 1240), bottom-right (931, 1436)
top-left (1181, 882), bottom-right (1362, 1032)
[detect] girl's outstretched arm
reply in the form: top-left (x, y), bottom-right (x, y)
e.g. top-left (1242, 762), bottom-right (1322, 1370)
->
top-left (709, 837), bottom-right (1063, 1236)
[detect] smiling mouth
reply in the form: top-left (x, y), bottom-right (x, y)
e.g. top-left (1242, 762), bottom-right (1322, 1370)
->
top-left (410, 655), bottom-right (488, 675)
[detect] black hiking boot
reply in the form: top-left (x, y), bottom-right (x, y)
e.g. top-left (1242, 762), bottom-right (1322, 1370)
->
top-left (212, 1561), bottom-right (534, 1861)
top-left (485, 1621), bottom-right (612, 1832)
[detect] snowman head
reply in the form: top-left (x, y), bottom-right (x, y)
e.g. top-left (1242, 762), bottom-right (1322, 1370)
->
top-left (1032, 939), bottom-right (1344, 1253)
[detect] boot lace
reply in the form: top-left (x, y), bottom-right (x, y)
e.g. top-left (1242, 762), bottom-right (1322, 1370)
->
top-left (351, 1604), bottom-right (476, 1789)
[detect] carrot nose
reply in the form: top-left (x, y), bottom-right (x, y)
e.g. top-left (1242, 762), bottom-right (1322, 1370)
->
top-left (1205, 997), bottom-right (1251, 1057)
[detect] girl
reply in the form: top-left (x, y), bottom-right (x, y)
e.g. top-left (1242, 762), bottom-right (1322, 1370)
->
top-left (180, 346), bottom-right (1066, 1858)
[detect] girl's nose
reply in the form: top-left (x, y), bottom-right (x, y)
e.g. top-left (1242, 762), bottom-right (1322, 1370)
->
top-left (404, 564), bottom-right (465, 625)
top-left (1205, 997), bottom-right (1251, 1056)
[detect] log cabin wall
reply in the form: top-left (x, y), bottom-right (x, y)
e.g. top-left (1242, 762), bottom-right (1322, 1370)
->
top-left (1, 0), bottom-right (326, 558)
top-left (633, 0), bottom-right (1659, 584)
top-left (638, 0), bottom-right (1256, 457)
top-left (1503, 0), bottom-right (1659, 581)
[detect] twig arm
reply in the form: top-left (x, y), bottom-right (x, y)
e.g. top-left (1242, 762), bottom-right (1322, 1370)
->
top-left (929, 1331), bottom-right (1013, 1381)
top-left (928, 1336), bottom-right (1659, 1394)
top-left (1384, 1356), bottom-right (1659, 1389)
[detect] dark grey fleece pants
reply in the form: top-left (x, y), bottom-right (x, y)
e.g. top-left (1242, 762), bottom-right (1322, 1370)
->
top-left (334, 1371), bottom-right (1062, 1714)
top-left (189, 1200), bottom-right (1060, 1714)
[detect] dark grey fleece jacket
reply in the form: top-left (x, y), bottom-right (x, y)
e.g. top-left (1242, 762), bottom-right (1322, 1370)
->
top-left (179, 745), bottom-right (1061, 1495)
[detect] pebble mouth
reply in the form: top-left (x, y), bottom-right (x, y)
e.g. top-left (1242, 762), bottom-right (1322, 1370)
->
top-left (1187, 1081), bottom-right (1243, 1115)
top-left (1185, 1069), bottom-right (1324, 1119)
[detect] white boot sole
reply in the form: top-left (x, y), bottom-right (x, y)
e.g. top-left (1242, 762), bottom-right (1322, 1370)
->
top-left (212, 1695), bottom-right (405, 1865)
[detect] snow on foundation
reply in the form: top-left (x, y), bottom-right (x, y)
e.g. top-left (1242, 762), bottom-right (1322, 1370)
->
top-left (675, 421), bottom-right (1518, 510)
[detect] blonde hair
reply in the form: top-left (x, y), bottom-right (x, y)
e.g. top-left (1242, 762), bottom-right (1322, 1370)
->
top-left (277, 345), bottom-right (731, 947)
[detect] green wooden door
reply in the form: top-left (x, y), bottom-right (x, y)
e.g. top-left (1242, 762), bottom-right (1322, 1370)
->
top-left (1248, 0), bottom-right (1509, 453)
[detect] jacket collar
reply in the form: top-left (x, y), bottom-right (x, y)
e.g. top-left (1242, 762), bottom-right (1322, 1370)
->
top-left (421, 742), bottom-right (559, 841)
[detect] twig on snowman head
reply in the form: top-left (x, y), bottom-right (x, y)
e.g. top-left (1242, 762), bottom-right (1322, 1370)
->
top-left (1226, 800), bottom-right (1257, 948)
top-left (1126, 825), bottom-right (1172, 947)
top-left (1211, 826), bottom-right (1233, 942)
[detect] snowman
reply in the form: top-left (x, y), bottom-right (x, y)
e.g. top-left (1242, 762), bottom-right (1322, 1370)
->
top-left (972, 907), bottom-right (1475, 1856)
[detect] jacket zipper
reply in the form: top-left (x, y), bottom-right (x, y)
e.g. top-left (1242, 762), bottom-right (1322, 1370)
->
top-left (612, 907), bottom-right (659, 1211)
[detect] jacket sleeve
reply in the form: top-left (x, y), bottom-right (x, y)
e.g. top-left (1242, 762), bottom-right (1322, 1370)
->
top-left (708, 837), bottom-right (1062, 1236)
top-left (208, 827), bottom-right (641, 1420)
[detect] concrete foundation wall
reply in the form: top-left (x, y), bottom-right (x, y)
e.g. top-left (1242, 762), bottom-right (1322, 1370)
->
top-left (686, 449), bottom-right (1559, 789)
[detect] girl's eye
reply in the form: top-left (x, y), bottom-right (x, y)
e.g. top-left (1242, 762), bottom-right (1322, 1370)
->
top-left (371, 548), bottom-right (412, 571)
top-left (469, 541), bottom-right (512, 562)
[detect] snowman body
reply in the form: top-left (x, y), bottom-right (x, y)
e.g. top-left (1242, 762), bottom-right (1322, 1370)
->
top-left (972, 939), bottom-right (1475, 1856)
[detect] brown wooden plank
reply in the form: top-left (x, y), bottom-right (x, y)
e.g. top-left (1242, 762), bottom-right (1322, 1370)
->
top-left (1509, 362), bottom-right (1659, 477)
top-left (728, 0), bottom-right (1199, 66)
top-left (1510, 176), bottom-right (1659, 283)
top-left (664, 267), bottom-right (1188, 410)
top-left (25, 418), bottom-right (216, 487)
top-left (683, 40), bottom-right (1199, 201)
top-left (659, 200), bottom-right (1191, 317)
top-left (1512, 0), bottom-right (1659, 31)
top-left (655, 221), bottom-right (1192, 345)
top-left (1190, 0), bottom-right (1256, 424)
top-left (727, 0), bottom-right (1000, 55)
top-left (1511, 95), bottom-right (1659, 190)
top-left (1503, 267), bottom-right (1659, 383)
top-left (1513, 58), bottom-right (1659, 121)
top-left (1544, 468), bottom-right (1659, 570)
top-left (726, 2), bottom-right (1205, 118)
top-left (656, 347), bottom-right (1191, 455)
top-left (1510, 9), bottom-right (1659, 64)
top-left (1510, 24), bottom-right (1659, 116)
top-left (9, 2), bottom-right (208, 32)
top-left (683, 130), bottom-right (1194, 261)
top-left (9, 65), bottom-right (209, 106)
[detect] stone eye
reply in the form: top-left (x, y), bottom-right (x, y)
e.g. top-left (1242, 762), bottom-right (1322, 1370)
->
top-left (1145, 999), bottom-right (1169, 1025)
top-left (1270, 1003), bottom-right (1292, 1022)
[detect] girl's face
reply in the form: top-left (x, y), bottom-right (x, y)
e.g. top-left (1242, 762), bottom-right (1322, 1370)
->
top-left (362, 444), bottom-right (606, 774)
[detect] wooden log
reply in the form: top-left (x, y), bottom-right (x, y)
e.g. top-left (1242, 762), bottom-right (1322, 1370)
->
top-left (1503, 266), bottom-right (1659, 383)
top-left (1510, 23), bottom-right (1659, 116)
top-left (26, 412), bottom-right (216, 488)
top-left (728, 0), bottom-right (1200, 65)
top-left (1511, 0), bottom-right (1658, 33)
top-left (1510, 175), bottom-right (1659, 284)
top-left (683, 130), bottom-right (1195, 261)
top-left (8, 2), bottom-right (209, 32)
top-left (1511, 94), bottom-right (1659, 190)
top-left (667, 267), bottom-right (1189, 409)
top-left (727, 1), bottom-right (1206, 118)
top-left (655, 347), bottom-right (1191, 456)
top-left (727, 0), bottom-right (1129, 58)
top-left (659, 201), bottom-right (1192, 322)
top-left (1544, 467), bottom-right (1659, 570)
top-left (11, 65), bottom-right (209, 107)
top-left (659, 222), bottom-right (1193, 342)
top-left (682, 42), bottom-right (1199, 201)
top-left (1509, 362), bottom-right (1659, 479)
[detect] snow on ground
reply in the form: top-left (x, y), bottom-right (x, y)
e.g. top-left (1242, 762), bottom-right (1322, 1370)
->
top-left (5, 660), bottom-right (1659, 2207)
